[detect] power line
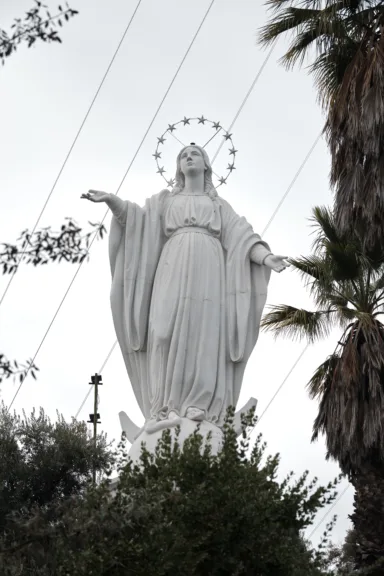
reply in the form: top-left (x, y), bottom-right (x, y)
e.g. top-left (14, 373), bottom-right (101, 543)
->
top-left (6, 0), bottom-right (216, 413)
top-left (212, 51), bottom-right (321, 431)
top-left (243, 132), bottom-right (323, 437)
top-left (262, 131), bottom-right (322, 236)
top-left (0, 0), bottom-right (143, 310)
top-left (256, 344), bottom-right (309, 427)
top-left (211, 43), bottom-right (276, 164)
top-left (308, 484), bottom-right (350, 540)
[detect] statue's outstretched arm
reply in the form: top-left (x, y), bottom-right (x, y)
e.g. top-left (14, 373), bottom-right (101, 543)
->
top-left (81, 190), bottom-right (126, 225)
top-left (250, 243), bottom-right (289, 273)
top-left (250, 242), bottom-right (272, 265)
top-left (105, 194), bottom-right (126, 223)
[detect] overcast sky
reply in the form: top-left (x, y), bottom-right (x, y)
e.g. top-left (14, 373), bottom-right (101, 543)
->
top-left (0, 0), bottom-right (353, 547)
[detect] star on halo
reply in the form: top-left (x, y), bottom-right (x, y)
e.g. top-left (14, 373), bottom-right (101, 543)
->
top-left (154, 116), bottom-right (237, 189)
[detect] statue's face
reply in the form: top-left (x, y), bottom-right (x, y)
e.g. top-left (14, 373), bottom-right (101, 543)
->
top-left (179, 146), bottom-right (206, 177)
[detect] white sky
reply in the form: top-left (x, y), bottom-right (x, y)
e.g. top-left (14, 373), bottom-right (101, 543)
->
top-left (0, 0), bottom-right (353, 548)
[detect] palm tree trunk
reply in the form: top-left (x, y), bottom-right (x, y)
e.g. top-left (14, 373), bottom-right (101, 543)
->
top-left (350, 460), bottom-right (384, 572)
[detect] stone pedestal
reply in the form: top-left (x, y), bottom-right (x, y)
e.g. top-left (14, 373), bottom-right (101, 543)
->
top-left (118, 397), bottom-right (257, 464)
top-left (127, 416), bottom-right (224, 463)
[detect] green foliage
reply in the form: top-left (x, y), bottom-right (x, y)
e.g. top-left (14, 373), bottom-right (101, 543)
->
top-left (0, 1), bottom-right (79, 64)
top-left (0, 404), bottom-right (112, 531)
top-left (326, 527), bottom-right (384, 575)
top-left (261, 206), bottom-right (384, 568)
top-left (259, 0), bottom-right (371, 107)
top-left (262, 205), bottom-right (384, 472)
top-left (259, 0), bottom-right (384, 248)
top-left (1, 218), bottom-right (106, 275)
top-left (0, 354), bottom-right (38, 385)
top-left (0, 409), bottom-right (340, 576)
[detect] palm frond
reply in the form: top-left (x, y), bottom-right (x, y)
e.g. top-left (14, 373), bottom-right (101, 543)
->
top-left (259, 0), bottom-right (380, 121)
top-left (371, 272), bottom-right (384, 293)
top-left (310, 38), bottom-right (360, 106)
top-left (289, 254), bottom-right (337, 306)
top-left (325, 295), bottom-right (358, 326)
top-left (259, 7), bottom-right (323, 48)
top-left (261, 304), bottom-right (333, 342)
top-left (289, 254), bottom-right (331, 283)
top-left (326, 242), bottom-right (361, 281)
top-left (307, 352), bottom-right (340, 402)
top-left (311, 318), bottom-right (384, 473)
top-left (310, 206), bottom-right (342, 249)
top-left (362, 245), bottom-right (384, 271)
top-left (308, 207), bottom-right (365, 282)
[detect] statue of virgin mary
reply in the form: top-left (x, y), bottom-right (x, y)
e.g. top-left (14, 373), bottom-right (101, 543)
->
top-left (82, 145), bottom-right (288, 452)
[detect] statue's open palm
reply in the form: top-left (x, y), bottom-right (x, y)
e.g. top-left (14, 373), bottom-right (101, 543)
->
top-left (264, 254), bottom-right (290, 273)
top-left (81, 190), bottom-right (109, 203)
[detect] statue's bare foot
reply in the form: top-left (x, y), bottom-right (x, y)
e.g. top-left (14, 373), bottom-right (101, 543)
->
top-left (186, 407), bottom-right (205, 421)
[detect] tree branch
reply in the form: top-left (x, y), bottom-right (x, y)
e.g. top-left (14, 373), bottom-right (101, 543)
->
top-left (0, 219), bottom-right (106, 275)
top-left (0, 354), bottom-right (39, 385)
top-left (0, 1), bottom-right (79, 64)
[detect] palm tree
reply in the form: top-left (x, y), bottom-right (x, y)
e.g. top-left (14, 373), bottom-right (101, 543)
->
top-left (261, 206), bottom-right (384, 570)
top-left (259, 0), bottom-right (384, 249)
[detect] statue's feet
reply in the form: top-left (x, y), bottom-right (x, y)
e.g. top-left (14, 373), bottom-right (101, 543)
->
top-left (185, 407), bottom-right (205, 421)
top-left (144, 410), bottom-right (182, 434)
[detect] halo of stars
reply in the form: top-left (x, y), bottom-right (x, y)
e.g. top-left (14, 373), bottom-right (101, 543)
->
top-left (153, 116), bottom-right (237, 189)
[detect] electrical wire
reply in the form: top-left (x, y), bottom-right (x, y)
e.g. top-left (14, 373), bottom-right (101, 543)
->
top-left (6, 0), bottom-right (216, 412)
top-left (262, 131), bottom-right (322, 236)
top-left (308, 484), bottom-right (350, 540)
top-left (255, 344), bottom-right (309, 428)
top-left (211, 43), bottom-right (276, 165)
top-left (0, 0), bottom-right (144, 309)
top-left (243, 133), bottom-right (323, 437)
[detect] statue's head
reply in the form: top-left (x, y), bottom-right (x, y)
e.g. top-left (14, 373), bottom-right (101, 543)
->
top-left (171, 144), bottom-right (217, 197)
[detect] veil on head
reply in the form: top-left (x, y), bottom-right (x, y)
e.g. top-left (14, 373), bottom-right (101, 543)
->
top-left (171, 144), bottom-right (217, 198)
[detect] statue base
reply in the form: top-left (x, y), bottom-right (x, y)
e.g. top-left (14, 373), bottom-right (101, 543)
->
top-left (118, 397), bottom-right (257, 465)
top-left (127, 416), bottom-right (224, 464)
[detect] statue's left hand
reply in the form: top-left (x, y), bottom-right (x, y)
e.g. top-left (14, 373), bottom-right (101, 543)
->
top-left (263, 254), bottom-right (290, 273)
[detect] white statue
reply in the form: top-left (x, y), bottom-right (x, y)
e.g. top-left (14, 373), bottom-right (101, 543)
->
top-left (82, 145), bottom-right (288, 457)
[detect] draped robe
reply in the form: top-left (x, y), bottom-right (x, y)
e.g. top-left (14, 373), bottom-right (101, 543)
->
top-left (109, 189), bottom-right (271, 428)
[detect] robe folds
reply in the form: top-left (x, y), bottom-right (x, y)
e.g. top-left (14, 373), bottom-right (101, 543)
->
top-left (109, 189), bottom-right (271, 427)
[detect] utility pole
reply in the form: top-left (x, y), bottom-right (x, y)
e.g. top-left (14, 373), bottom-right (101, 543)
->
top-left (87, 373), bottom-right (102, 485)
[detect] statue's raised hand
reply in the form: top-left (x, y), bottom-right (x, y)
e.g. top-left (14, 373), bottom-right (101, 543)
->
top-left (81, 190), bottom-right (110, 203)
top-left (264, 254), bottom-right (290, 273)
